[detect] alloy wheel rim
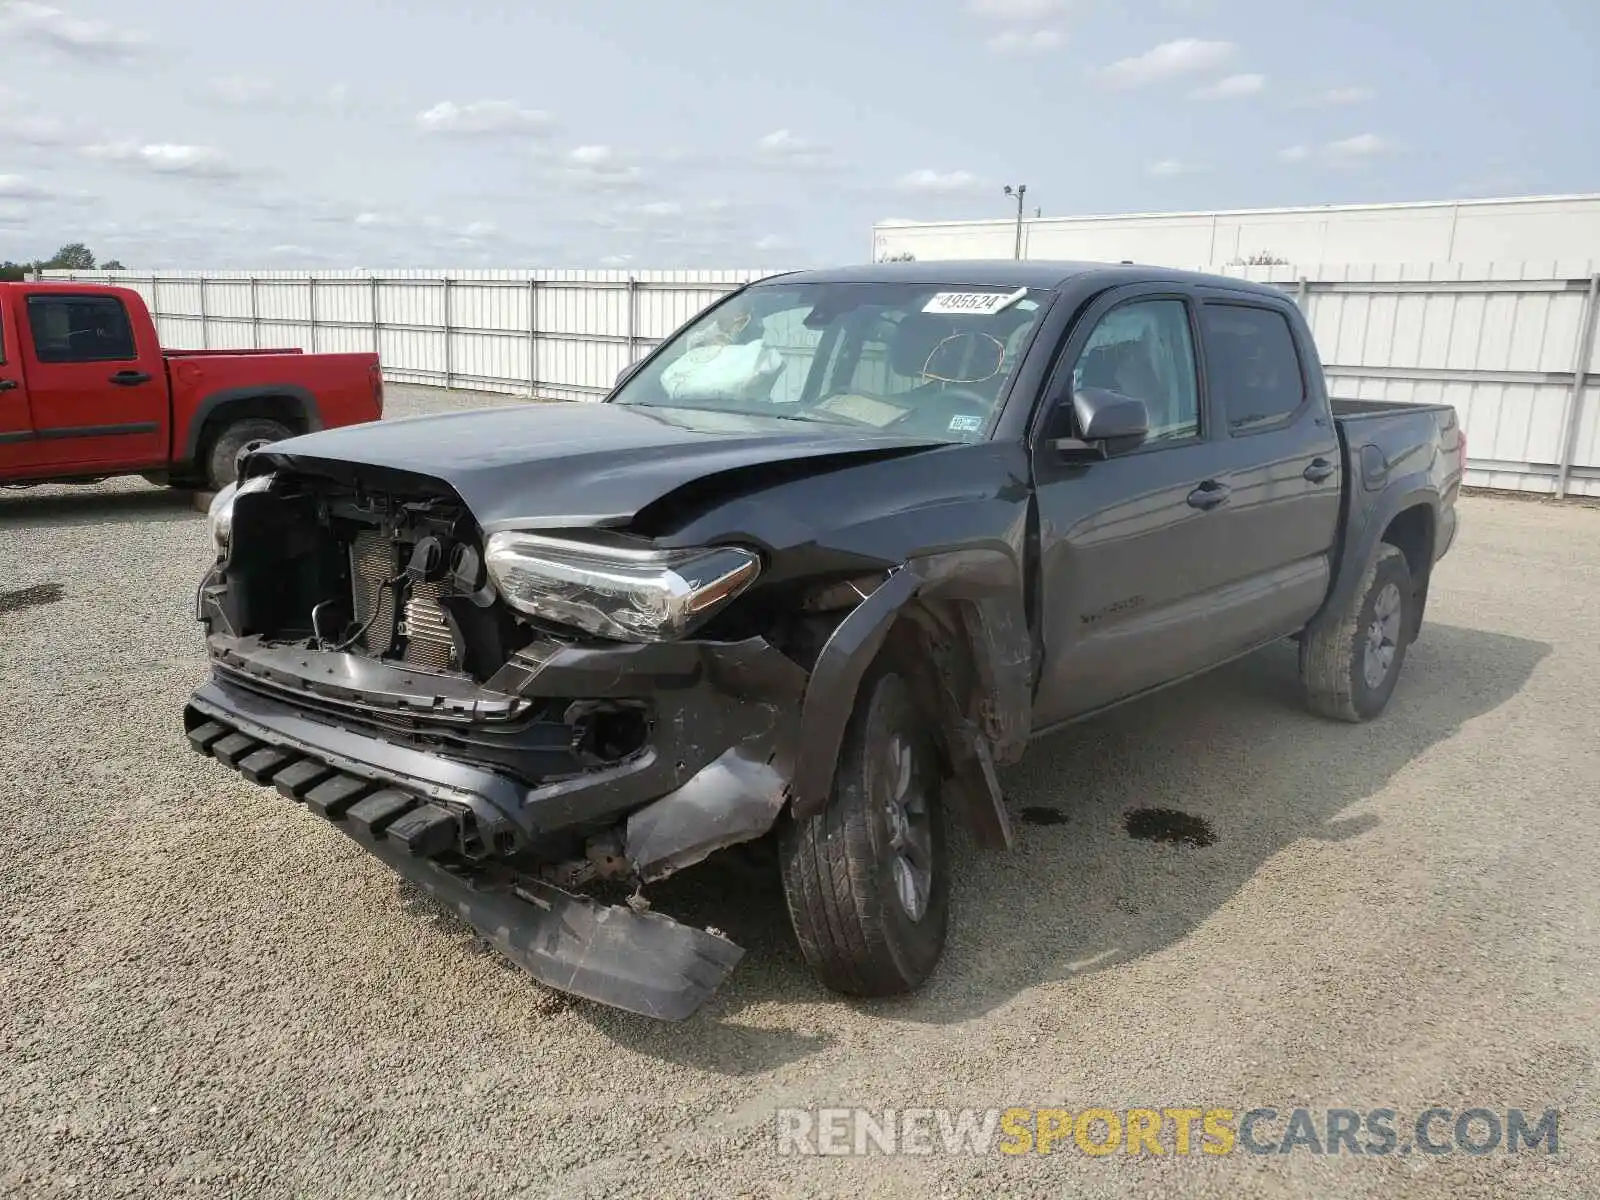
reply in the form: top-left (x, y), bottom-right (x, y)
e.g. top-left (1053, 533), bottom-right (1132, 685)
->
top-left (881, 731), bottom-right (934, 922)
top-left (1364, 581), bottom-right (1403, 689)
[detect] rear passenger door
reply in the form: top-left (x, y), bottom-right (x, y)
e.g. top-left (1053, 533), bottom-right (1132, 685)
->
top-left (16, 289), bottom-right (166, 470)
top-left (1196, 295), bottom-right (1342, 643)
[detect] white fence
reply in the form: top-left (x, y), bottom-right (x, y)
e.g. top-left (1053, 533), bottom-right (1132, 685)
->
top-left (42, 262), bottom-right (1600, 499)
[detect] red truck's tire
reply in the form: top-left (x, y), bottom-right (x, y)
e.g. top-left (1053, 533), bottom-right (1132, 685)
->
top-left (778, 664), bottom-right (950, 998)
top-left (205, 418), bottom-right (293, 491)
top-left (1300, 543), bottom-right (1413, 723)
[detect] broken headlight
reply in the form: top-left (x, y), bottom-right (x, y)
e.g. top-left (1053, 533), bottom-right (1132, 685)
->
top-left (206, 474), bottom-right (275, 554)
top-left (483, 532), bottom-right (760, 643)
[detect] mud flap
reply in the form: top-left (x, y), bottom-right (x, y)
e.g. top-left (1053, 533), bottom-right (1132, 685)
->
top-left (353, 826), bottom-right (744, 1021)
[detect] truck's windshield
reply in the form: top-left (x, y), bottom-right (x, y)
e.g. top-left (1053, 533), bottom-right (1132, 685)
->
top-left (610, 281), bottom-right (1051, 442)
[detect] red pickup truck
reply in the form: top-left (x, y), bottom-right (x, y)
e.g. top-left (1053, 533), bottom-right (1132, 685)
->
top-left (1, 281), bottom-right (384, 492)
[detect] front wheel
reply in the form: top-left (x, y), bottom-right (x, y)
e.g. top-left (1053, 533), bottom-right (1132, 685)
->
top-left (205, 418), bottom-right (293, 492)
top-left (778, 665), bottom-right (950, 998)
top-left (1300, 543), bottom-right (1413, 722)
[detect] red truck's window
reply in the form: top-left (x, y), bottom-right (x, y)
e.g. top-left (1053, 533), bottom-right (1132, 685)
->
top-left (25, 294), bottom-right (137, 363)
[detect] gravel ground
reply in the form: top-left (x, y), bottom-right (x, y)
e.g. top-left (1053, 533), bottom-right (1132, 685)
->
top-left (2, 383), bottom-right (1597, 1198)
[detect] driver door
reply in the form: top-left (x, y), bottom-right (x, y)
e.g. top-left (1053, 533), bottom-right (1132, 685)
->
top-left (1029, 287), bottom-right (1242, 729)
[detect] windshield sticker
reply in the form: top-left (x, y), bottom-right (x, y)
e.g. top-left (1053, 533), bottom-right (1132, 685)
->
top-left (948, 413), bottom-right (984, 434)
top-left (923, 287), bottom-right (1028, 317)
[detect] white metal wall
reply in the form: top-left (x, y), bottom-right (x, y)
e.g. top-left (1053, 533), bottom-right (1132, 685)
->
top-left (42, 262), bottom-right (1600, 499)
top-left (873, 194), bottom-right (1600, 270)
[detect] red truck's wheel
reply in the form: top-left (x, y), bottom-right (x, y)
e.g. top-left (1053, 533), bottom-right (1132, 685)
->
top-left (778, 664), bottom-right (950, 998)
top-left (1300, 543), bottom-right (1413, 722)
top-left (206, 418), bottom-right (292, 491)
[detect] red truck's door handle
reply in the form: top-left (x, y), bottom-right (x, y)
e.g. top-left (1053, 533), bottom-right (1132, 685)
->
top-left (0, 379), bottom-right (17, 392)
top-left (1303, 457), bottom-right (1336, 483)
top-left (109, 370), bottom-right (152, 386)
top-left (1186, 480), bottom-right (1231, 510)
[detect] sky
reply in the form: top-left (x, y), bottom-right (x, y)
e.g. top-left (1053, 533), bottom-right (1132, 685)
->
top-left (1, 0), bottom-right (1596, 269)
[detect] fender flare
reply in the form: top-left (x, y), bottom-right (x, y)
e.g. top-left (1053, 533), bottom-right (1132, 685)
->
top-left (179, 384), bottom-right (324, 463)
top-left (790, 552), bottom-right (1033, 848)
top-left (1309, 478), bottom-right (1439, 634)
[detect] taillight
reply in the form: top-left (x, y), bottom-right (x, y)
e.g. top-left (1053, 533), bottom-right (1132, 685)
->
top-left (370, 363), bottom-right (384, 417)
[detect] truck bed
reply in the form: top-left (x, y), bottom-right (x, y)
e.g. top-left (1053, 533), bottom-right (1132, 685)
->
top-left (1331, 397), bottom-right (1457, 422)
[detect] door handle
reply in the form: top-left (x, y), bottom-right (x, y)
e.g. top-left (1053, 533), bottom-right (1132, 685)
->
top-left (1186, 480), bottom-right (1231, 511)
top-left (0, 379), bottom-right (17, 392)
top-left (1303, 457), bottom-right (1336, 483)
top-left (109, 370), bottom-right (152, 386)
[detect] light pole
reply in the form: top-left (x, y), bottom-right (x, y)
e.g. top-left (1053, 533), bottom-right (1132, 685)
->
top-left (1003, 184), bottom-right (1027, 259)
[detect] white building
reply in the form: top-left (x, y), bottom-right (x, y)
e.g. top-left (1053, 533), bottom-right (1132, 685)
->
top-left (871, 193), bottom-right (1600, 269)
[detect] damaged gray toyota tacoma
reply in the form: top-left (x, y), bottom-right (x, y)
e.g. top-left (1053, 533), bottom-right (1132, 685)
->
top-left (184, 261), bottom-right (1465, 1019)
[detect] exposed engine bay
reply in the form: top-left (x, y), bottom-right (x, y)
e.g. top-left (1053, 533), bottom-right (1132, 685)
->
top-left (214, 471), bottom-right (532, 685)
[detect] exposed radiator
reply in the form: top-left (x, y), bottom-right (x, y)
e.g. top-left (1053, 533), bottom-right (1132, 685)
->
top-left (350, 530), bottom-right (399, 656)
top-left (349, 529), bottom-right (458, 671)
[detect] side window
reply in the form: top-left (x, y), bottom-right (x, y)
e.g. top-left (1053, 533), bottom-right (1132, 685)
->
top-left (25, 295), bottom-right (137, 363)
top-left (1071, 298), bottom-right (1199, 443)
top-left (1202, 304), bottom-right (1306, 432)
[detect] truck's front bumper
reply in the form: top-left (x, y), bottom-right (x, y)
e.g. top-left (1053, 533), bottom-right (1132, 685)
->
top-left (184, 631), bottom-right (809, 1019)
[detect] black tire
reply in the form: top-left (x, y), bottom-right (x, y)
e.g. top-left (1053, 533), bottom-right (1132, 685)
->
top-left (205, 418), bottom-right (292, 491)
top-left (1300, 543), bottom-right (1413, 723)
top-left (778, 665), bottom-right (950, 998)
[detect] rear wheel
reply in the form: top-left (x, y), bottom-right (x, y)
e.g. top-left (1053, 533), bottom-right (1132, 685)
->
top-left (1300, 543), bottom-right (1413, 722)
top-left (205, 418), bottom-right (292, 491)
top-left (778, 664), bottom-right (950, 997)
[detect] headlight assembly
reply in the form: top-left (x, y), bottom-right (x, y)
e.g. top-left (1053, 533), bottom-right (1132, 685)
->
top-left (207, 473), bottom-right (274, 554)
top-left (483, 532), bottom-right (761, 642)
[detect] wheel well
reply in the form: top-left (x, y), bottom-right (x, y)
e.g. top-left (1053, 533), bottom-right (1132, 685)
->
top-left (195, 395), bottom-right (308, 463)
top-left (883, 603), bottom-right (978, 775)
top-left (1381, 504), bottom-right (1434, 581)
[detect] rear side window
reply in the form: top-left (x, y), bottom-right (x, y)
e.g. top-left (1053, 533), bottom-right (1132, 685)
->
top-left (26, 294), bottom-right (137, 363)
top-left (1202, 304), bottom-right (1305, 432)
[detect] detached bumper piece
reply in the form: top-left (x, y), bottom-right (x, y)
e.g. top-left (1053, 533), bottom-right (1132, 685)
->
top-left (185, 714), bottom-right (745, 1020)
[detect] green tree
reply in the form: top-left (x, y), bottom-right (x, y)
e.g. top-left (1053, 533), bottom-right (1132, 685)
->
top-left (45, 242), bottom-right (97, 270)
top-left (102, 259), bottom-right (126, 271)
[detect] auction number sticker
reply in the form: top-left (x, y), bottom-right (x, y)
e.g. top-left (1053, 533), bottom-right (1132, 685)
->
top-left (923, 287), bottom-right (1027, 316)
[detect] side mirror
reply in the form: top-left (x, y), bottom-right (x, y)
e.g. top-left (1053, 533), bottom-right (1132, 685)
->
top-left (1053, 388), bottom-right (1150, 458)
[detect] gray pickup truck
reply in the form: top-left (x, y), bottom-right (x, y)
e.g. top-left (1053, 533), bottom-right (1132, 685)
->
top-left (184, 260), bottom-right (1464, 1019)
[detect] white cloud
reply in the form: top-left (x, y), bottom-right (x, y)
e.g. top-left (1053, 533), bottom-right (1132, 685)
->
top-left (896, 168), bottom-right (989, 194)
top-left (0, 1), bottom-right (148, 61)
top-left (1278, 134), bottom-right (1397, 167)
top-left (1146, 159), bottom-right (1195, 177)
top-left (965, 0), bottom-right (1069, 17)
top-left (0, 173), bottom-right (53, 199)
top-left (1192, 72), bottom-right (1265, 99)
top-left (550, 146), bottom-right (649, 191)
top-left (1326, 132), bottom-right (1396, 161)
top-left (415, 100), bottom-right (554, 137)
top-left (1318, 86), bottom-right (1374, 105)
top-left (754, 234), bottom-right (788, 252)
top-left (1100, 39), bottom-right (1236, 87)
top-left (82, 140), bottom-right (238, 179)
top-left (0, 113), bottom-right (73, 146)
top-left (753, 129), bottom-right (836, 170)
top-left (209, 75), bottom-right (278, 105)
top-left (987, 28), bottom-right (1065, 54)
top-left (632, 200), bottom-right (683, 217)
top-left (600, 254), bottom-right (632, 266)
